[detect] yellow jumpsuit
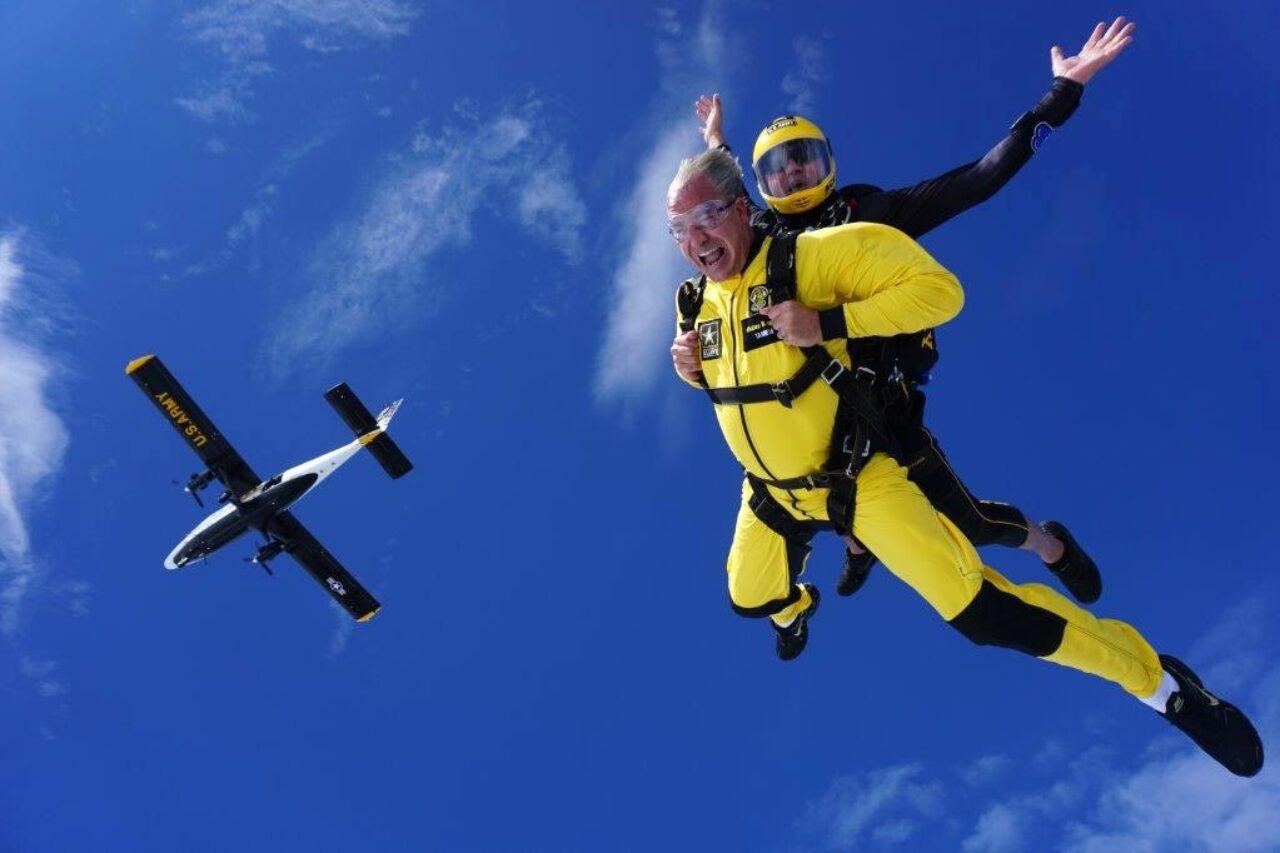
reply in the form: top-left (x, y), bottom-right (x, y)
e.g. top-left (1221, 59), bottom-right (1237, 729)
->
top-left (682, 223), bottom-right (1162, 698)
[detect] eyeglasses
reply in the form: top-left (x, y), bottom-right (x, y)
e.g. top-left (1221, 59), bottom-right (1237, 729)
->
top-left (667, 199), bottom-right (735, 241)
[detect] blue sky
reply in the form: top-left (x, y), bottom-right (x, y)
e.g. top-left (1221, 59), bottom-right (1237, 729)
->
top-left (2, 1), bottom-right (1279, 850)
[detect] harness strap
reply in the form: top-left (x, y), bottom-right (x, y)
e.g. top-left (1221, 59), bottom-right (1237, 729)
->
top-left (702, 347), bottom-right (836, 407)
top-left (747, 478), bottom-right (820, 542)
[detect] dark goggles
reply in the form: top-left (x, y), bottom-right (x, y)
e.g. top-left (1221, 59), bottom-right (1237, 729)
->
top-left (753, 138), bottom-right (833, 195)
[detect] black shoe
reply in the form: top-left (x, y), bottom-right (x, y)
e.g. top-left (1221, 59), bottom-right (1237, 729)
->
top-left (836, 548), bottom-right (877, 597)
top-left (1159, 654), bottom-right (1264, 777)
top-left (774, 584), bottom-right (820, 661)
top-left (1041, 521), bottom-right (1101, 604)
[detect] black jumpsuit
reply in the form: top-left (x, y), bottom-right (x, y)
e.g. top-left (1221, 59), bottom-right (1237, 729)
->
top-left (747, 76), bottom-right (1083, 551)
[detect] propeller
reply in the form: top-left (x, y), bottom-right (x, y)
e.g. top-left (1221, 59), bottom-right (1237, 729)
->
top-left (171, 475), bottom-right (204, 507)
top-left (245, 535), bottom-right (286, 576)
top-left (176, 470), bottom-right (217, 507)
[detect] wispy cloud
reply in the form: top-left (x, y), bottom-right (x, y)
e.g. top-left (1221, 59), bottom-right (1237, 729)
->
top-left (176, 0), bottom-right (418, 122)
top-left (263, 95), bottom-right (585, 378)
top-left (20, 656), bottom-right (67, 698)
top-left (796, 598), bottom-right (1280, 852)
top-left (798, 762), bottom-right (945, 849)
top-left (0, 232), bottom-right (71, 634)
top-left (594, 3), bottom-right (736, 404)
top-left (781, 34), bottom-right (829, 116)
top-left (960, 754), bottom-right (1012, 787)
top-left (177, 129), bottom-right (333, 277)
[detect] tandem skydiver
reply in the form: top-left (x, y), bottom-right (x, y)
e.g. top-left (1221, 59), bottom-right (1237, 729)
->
top-left (665, 146), bottom-right (1263, 778)
top-left (677, 18), bottom-right (1135, 602)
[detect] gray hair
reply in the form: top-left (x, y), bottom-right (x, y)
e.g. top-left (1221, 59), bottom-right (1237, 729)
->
top-left (668, 147), bottom-right (746, 203)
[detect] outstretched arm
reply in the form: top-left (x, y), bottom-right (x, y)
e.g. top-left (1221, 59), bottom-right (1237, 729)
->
top-left (857, 16), bottom-right (1136, 240)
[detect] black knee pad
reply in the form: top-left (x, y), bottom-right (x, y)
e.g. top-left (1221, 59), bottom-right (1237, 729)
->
top-left (948, 580), bottom-right (1066, 658)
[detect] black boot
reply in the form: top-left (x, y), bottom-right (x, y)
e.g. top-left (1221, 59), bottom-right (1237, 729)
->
top-left (836, 548), bottom-right (877, 597)
top-left (1040, 521), bottom-right (1101, 604)
top-left (774, 584), bottom-right (820, 661)
top-left (1158, 654), bottom-right (1264, 777)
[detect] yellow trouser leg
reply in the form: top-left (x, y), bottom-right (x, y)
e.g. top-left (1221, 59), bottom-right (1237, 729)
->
top-left (725, 481), bottom-right (813, 626)
top-left (850, 453), bottom-right (1163, 698)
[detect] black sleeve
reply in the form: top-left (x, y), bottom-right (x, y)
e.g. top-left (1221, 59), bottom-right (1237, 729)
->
top-left (854, 77), bottom-right (1084, 239)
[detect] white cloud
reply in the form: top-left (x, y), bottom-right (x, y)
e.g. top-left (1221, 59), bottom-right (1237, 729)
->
top-left (962, 803), bottom-right (1024, 853)
top-left (264, 96), bottom-right (585, 377)
top-left (782, 34), bottom-right (829, 116)
top-left (797, 598), bottom-right (1280, 853)
top-left (177, 0), bottom-right (418, 122)
top-left (799, 763), bottom-right (945, 850)
top-left (960, 754), bottom-right (1012, 787)
top-left (1058, 748), bottom-right (1280, 852)
top-left (21, 656), bottom-right (67, 698)
top-left (0, 233), bottom-right (71, 635)
top-left (328, 610), bottom-right (353, 656)
top-left (594, 3), bottom-right (736, 404)
top-left (176, 129), bottom-right (333, 278)
top-left (594, 127), bottom-right (700, 402)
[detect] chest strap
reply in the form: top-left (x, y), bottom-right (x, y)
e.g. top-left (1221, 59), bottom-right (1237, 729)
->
top-left (702, 348), bottom-right (850, 407)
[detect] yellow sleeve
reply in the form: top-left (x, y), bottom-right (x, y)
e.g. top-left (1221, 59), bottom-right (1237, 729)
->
top-left (795, 222), bottom-right (963, 339)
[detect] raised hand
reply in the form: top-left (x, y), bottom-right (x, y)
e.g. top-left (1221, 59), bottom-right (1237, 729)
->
top-left (695, 93), bottom-right (725, 149)
top-left (1051, 17), bottom-right (1136, 85)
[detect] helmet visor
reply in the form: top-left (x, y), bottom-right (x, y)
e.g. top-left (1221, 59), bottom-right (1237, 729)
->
top-left (753, 138), bottom-right (833, 199)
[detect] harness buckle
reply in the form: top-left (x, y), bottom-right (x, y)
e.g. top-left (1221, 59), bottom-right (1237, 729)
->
top-left (820, 359), bottom-right (846, 386)
top-left (841, 431), bottom-right (871, 475)
top-left (770, 382), bottom-right (795, 408)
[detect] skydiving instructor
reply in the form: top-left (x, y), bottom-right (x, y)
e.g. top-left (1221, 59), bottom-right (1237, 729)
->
top-left (681, 18), bottom-right (1135, 601)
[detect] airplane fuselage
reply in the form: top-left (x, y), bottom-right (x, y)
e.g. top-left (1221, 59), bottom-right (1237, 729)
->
top-left (164, 439), bottom-right (366, 569)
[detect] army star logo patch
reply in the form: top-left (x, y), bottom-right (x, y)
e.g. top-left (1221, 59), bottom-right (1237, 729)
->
top-left (698, 319), bottom-right (722, 360)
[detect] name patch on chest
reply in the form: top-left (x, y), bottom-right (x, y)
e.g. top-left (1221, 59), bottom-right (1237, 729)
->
top-left (698, 319), bottom-right (722, 360)
top-left (741, 314), bottom-right (779, 351)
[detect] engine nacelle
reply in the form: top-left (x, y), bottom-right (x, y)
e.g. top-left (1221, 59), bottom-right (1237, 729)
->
top-left (250, 539), bottom-right (287, 565)
top-left (182, 470), bottom-right (218, 506)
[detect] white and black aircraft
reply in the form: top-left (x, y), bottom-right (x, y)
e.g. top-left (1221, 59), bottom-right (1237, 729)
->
top-left (126, 354), bottom-right (412, 621)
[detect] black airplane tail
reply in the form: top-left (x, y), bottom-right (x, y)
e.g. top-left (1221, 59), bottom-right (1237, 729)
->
top-left (323, 383), bottom-right (413, 479)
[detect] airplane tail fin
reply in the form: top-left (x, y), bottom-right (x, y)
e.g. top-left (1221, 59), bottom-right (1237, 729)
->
top-left (375, 398), bottom-right (402, 430)
top-left (324, 383), bottom-right (413, 480)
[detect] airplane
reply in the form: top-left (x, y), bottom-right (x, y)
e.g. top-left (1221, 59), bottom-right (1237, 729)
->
top-left (125, 354), bottom-right (412, 621)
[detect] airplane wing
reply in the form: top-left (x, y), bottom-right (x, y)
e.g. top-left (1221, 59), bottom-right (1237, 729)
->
top-left (269, 511), bottom-right (381, 622)
top-left (125, 354), bottom-right (262, 498)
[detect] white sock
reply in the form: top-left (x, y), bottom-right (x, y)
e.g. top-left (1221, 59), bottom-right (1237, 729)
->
top-left (1139, 671), bottom-right (1179, 713)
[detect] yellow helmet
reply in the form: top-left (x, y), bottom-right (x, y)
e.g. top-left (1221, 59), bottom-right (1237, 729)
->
top-left (751, 115), bottom-right (836, 215)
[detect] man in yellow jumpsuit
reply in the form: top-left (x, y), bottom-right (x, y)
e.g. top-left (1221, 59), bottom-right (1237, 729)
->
top-left (666, 147), bottom-right (1263, 777)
